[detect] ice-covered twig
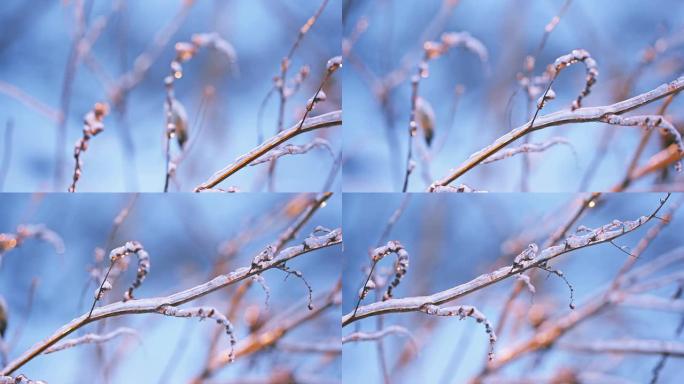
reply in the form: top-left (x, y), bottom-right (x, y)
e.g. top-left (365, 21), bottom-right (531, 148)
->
top-left (158, 305), bottom-right (236, 363)
top-left (601, 114), bottom-right (684, 171)
top-left (429, 75), bottom-right (684, 190)
top-left (163, 32), bottom-right (237, 191)
top-left (250, 138), bottom-right (333, 166)
top-left (342, 325), bottom-right (416, 352)
top-left (195, 110), bottom-right (341, 191)
top-left (68, 102), bottom-right (109, 192)
top-left (343, 196), bottom-right (668, 325)
top-left (1, 229), bottom-right (342, 375)
top-left (431, 184), bottom-right (487, 193)
top-left (203, 283), bottom-right (342, 377)
top-left (108, 241), bottom-right (150, 301)
top-left (480, 137), bottom-right (575, 165)
top-left (0, 375), bottom-right (46, 384)
top-left (363, 241), bottom-right (410, 302)
top-left (403, 31), bottom-right (487, 191)
top-left (44, 327), bottom-right (138, 354)
top-left (422, 304), bottom-right (497, 360)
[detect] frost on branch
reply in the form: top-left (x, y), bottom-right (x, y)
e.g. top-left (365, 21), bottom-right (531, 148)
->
top-left (68, 102), bottom-right (109, 192)
top-left (601, 114), bottom-right (684, 172)
top-left (249, 138), bottom-right (333, 166)
top-left (251, 275), bottom-right (271, 309)
top-left (158, 305), bottom-right (236, 362)
top-left (108, 241), bottom-right (150, 301)
top-left (342, 325), bottom-right (417, 351)
top-left (44, 327), bottom-right (139, 354)
top-left (368, 241), bottom-right (410, 301)
top-left (0, 375), bottom-right (46, 384)
top-left (548, 49), bottom-right (599, 110)
top-left (480, 137), bottom-right (575, 165)
top-left (431, 184), bottom-right (486, 193)
top-left (250, 244), bottom-right (277, 272)
top-left (422, 304), bottom-right (497, 360)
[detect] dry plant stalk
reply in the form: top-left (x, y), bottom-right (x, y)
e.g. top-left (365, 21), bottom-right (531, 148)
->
top-left (402, 31), bottom-right (488, 192)
top-left (163, 32), bottom-right (237, 192)
top-left (68, 102), bottom-right (109, 192)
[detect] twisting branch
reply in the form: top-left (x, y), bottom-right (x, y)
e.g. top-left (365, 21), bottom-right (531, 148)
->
top-left (353, 241), bottom-right (410, 318)
top-left (343, 195), bottom-right (669, 325)
top-left (157, 305), bottom-right (236, 362)
top-left (200, 282), bottom-right (342, 379)
top-left (422, 304), bottom-right (497, 360)
top-left (68, 102), bottom-right (109, 192)
top-left (429, 75), bottom-right (684, 190)
top-left (194, 110), bottom-right (342, 191)
top-left (1, 229), bottom-right (342, 375)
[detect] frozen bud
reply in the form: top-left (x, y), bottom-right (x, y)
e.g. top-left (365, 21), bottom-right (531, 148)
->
top-left (94, 280), bottom-right (112, 300)
top-left (415, 97), bottom-right (436, 147)
top-left (165, 99), bottom-right (189, 148)
top-left (424, 41), bottom-right (443, 59)
top-left (171, 61), bottom-right (183, 79)
top-left (326, 55), bottom-right (342, 72)
top-left (537, 88), bottom-right (556, 109)
top-left (175, 42), bottom-right (196, 62)
top-left (306, 90), bottom-right (327, 110)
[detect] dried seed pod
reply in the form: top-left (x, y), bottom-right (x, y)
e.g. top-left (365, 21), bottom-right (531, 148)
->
top-left (0, 295), bottom-right (7, 338)
top-left (415, 97), bottom-right (436, 147)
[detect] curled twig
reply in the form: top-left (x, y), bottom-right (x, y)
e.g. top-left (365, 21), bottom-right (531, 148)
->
top-left (422, 304), bottom-right (497, 360)
top-left (158, 305), bottom-right (236, 362)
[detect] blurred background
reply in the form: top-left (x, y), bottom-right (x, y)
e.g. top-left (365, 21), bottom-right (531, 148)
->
top-left (0, 193), bottom-right (341, 383)
top-left (343, 192), bottom-right (684, 383)
top-left (343, 0), bottom-right (684, 191)
top-left (0, 0), bottom-right (341, 192)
